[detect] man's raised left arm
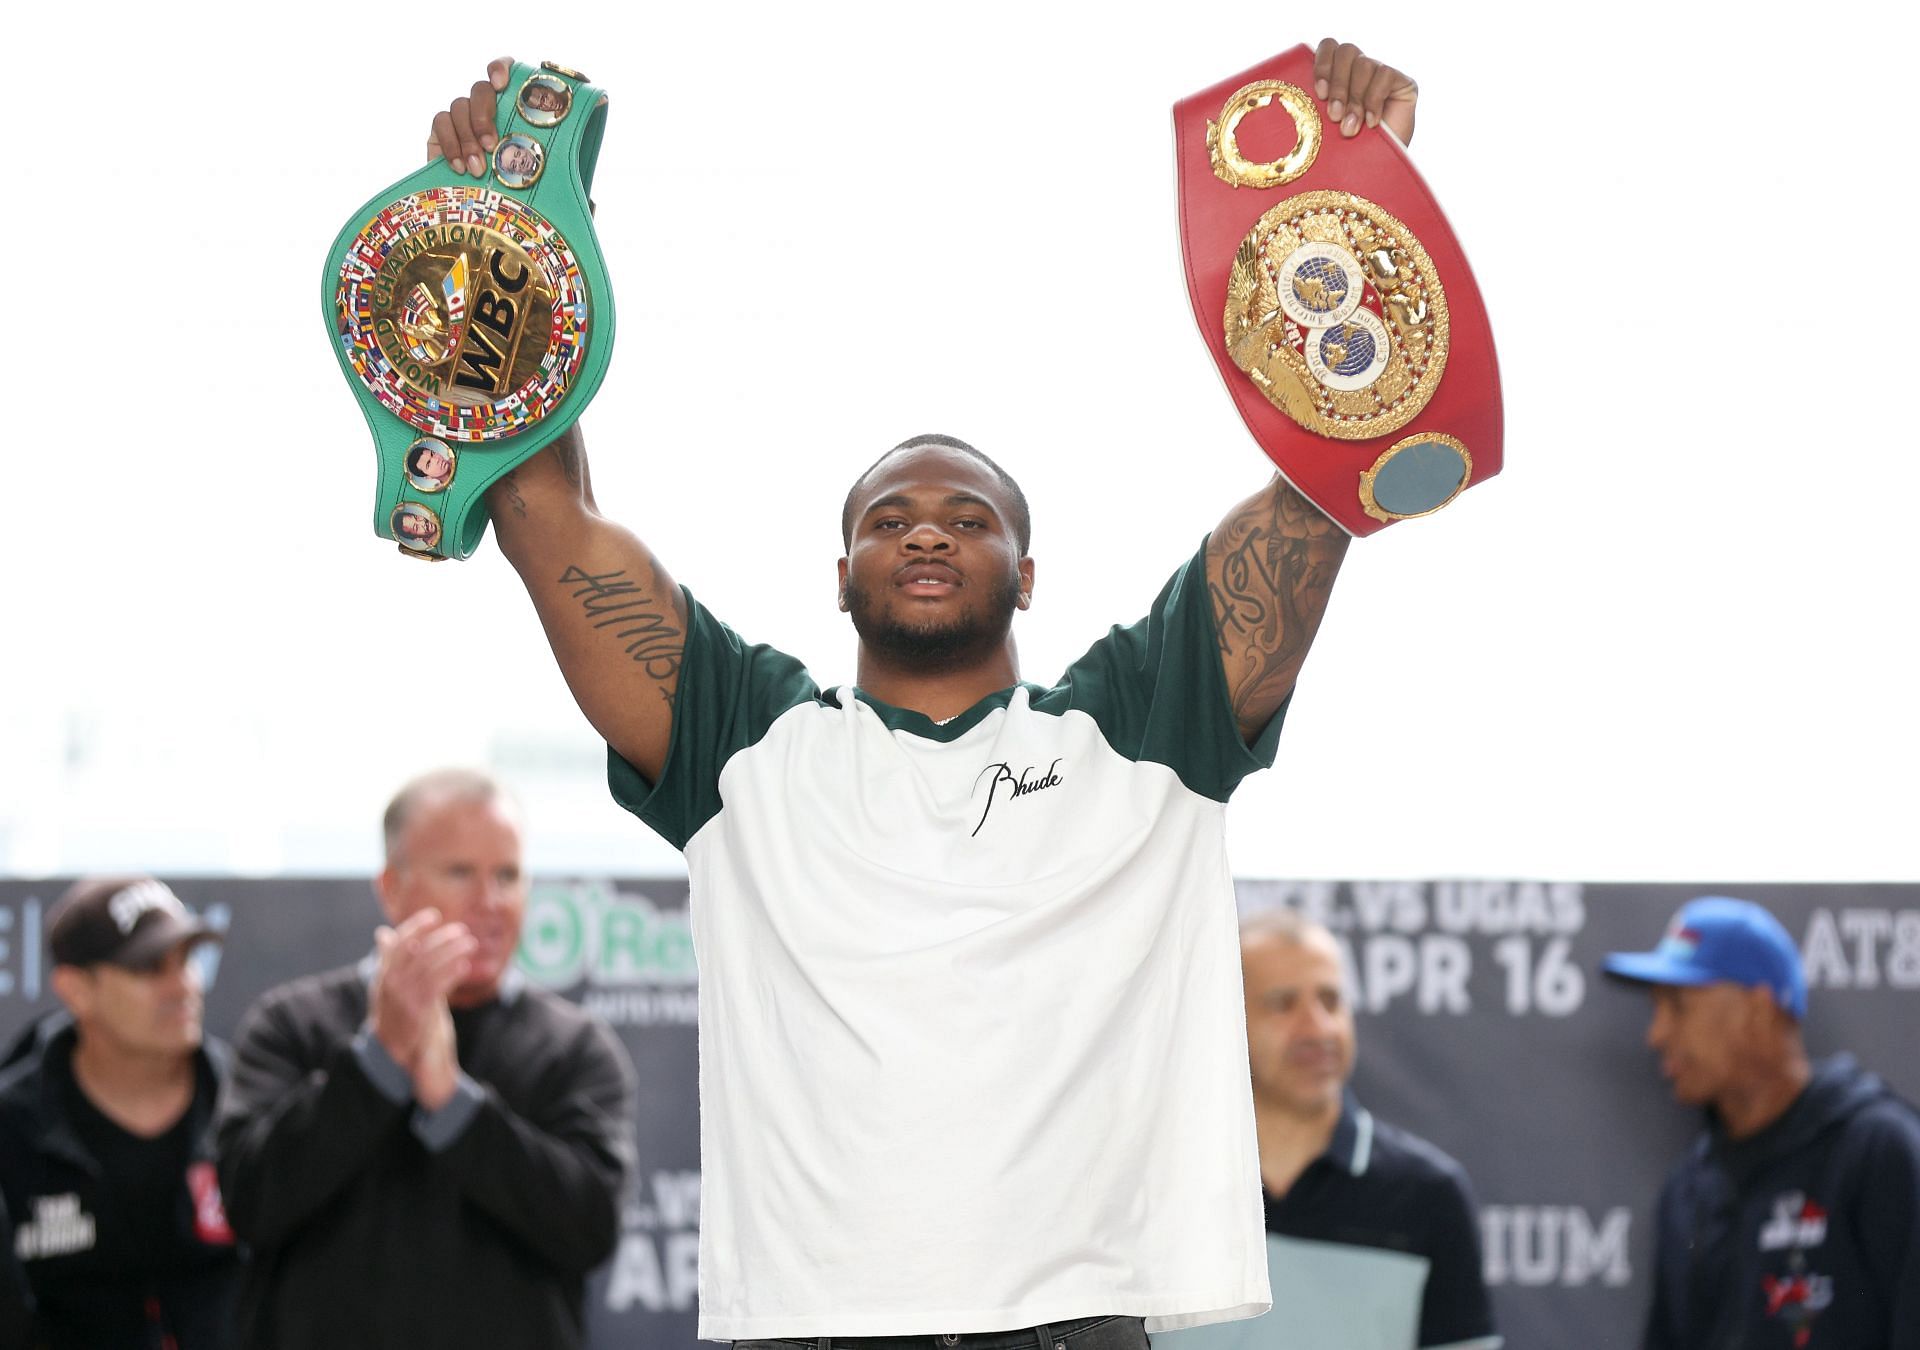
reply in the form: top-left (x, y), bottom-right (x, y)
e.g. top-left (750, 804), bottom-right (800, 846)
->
top-left (1203, 38), bottom-right (1418, 743)
top-left (1206, 476), bottom-right (1349, 743)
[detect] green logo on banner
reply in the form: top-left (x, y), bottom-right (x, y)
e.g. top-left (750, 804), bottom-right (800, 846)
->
top-left (515, 880), bottom-right (696, 990)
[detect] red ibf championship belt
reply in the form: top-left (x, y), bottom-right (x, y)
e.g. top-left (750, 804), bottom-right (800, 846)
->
top-left (1175, 47), bottom-right (1501, 535)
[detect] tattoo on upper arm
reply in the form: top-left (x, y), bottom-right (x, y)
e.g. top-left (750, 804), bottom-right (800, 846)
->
top-left (1208, 482), bottom-right (1348, 722)
top-left (558, 564), bottom-right (684, 686)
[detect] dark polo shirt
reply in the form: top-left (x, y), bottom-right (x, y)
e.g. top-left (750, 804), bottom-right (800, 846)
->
top-left (1153, 1094), bottom-right (1499, 1350)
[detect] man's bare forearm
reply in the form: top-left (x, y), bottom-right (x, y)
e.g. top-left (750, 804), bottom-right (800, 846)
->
top-left (1206, 475), bottom-right (1350, 740)
top-left (488, 428), bottom-right (684, 780)
top-left (489, 425), bottom-right (595, 546)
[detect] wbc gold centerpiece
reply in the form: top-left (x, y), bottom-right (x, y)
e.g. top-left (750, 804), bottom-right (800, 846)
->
top-left (367, 224), bottom-right (559, 412)
top-left (336, 185), bottom-right (590, 444)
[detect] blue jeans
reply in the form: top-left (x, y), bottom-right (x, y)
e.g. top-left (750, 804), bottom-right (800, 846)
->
top-left (735, 1315), bottom-right (1150, 1350)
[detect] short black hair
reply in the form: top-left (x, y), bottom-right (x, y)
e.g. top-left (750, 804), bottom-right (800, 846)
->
top-left (840, 434), bottom-right (1031, 554)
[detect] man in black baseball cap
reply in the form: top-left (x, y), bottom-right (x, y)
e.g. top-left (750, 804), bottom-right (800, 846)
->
top-left (46, 875), bottom-right (219, 970)
top-left (0, 877), bottom-right (241, 1349)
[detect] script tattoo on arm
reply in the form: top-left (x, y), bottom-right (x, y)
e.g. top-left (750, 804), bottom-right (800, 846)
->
top-left (1207, 477), bottom-right (1349, 738)
top-left (558, 561), bottom-right (685, 701)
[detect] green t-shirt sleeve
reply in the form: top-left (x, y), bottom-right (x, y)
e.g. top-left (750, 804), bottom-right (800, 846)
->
top-left (1039, 538), bottom-right (1284, 803)
top-left (607, 587), bottom-right (820, 850)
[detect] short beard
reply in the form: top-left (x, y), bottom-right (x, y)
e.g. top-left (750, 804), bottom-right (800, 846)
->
top-left (844, 568), bottom-right (1022, 672)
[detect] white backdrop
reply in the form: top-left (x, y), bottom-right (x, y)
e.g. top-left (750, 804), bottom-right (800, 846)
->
top-left (2, 1), bottom-right (1915, 881)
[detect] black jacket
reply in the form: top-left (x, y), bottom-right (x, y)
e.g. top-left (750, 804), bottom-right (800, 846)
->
top-left (0, 1014), bottom-right (241, 1350)
top-left (214, 965), bottom-right (636, 1350)
top-left (1645, 1053), bottom-right (1920, 1350)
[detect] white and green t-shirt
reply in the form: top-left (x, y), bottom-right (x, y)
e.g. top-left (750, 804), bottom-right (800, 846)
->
top-left (611, 542), bottom-right (1284, 1340)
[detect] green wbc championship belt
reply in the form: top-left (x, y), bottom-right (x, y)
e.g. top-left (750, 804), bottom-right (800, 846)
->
top-left (323, 61), bottom-right (614, 560)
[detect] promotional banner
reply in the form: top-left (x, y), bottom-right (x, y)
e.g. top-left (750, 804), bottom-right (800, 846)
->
top-left (3, 878), bottom-right (1914, 1349)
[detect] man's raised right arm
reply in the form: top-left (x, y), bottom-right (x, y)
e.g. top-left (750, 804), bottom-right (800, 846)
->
top-left (488, 429), bottom-right (683, 783)
top-left (426, 61), bottom-right (684, 781)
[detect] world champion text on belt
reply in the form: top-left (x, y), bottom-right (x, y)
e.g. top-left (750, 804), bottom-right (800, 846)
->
top-left (1174, 46), bottom-right (1502, 536)
top-left (322, 61), bottom-right (617, 561)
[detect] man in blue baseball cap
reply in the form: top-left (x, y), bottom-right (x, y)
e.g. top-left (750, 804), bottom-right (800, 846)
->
top-left (1604, 896), bottom-right (1920, 1350)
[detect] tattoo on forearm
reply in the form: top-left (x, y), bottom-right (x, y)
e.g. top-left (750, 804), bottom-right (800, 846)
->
top-left (497, 469), bottom-right (529, 520)
top-left (558, 565), bottom-right (683, 684)
top-left (555, 436), bottom-right (587, 493)
top-left (1209, 482), bottom-right (1347, 721)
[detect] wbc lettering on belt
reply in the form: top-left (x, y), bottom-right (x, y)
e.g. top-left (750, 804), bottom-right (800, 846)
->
top-left (335, 185), bottom-right (591, 443)
top-left (369, 227), bottom-right (551, 404)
